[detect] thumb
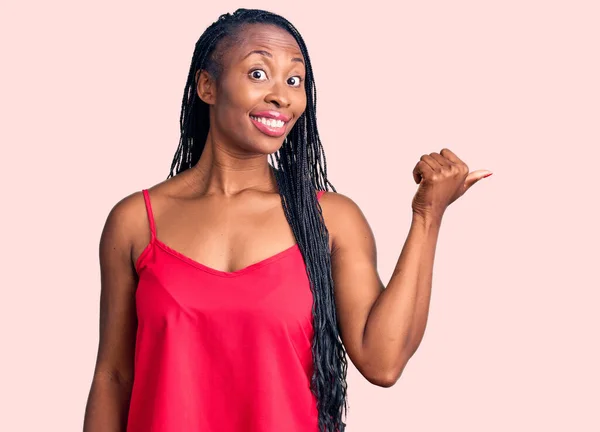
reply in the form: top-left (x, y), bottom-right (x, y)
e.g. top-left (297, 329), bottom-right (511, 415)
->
top-left (464, 170), bottom-right (493, 190)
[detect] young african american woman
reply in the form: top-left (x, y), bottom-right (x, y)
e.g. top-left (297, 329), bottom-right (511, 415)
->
top-left (83, 8), bottom-right (492, 432)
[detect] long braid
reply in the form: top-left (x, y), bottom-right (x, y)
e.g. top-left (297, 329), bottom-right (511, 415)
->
top-left (169, 9), bottom-right (348, 431)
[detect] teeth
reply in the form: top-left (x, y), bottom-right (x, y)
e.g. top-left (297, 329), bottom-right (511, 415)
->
top-left (251, 116), bottom-right (285, 128)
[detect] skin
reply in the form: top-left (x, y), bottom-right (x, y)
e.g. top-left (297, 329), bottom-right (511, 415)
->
top-left (83, 23), bottom-right (491, 430)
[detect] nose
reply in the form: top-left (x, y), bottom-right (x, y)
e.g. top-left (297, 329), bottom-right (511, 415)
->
top-left (265, 81), bottom-right (291, 108)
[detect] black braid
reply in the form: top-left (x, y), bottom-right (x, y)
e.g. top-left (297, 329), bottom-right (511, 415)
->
top-left (168, 8), bottom-right (348, 431)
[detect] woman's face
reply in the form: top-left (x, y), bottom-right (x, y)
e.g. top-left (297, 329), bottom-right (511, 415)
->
top-left (198, 24), bottom-right (307, 155)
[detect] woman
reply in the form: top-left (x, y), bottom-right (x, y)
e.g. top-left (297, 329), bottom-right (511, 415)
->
top-left (83, 8), bottom-right (491, 432)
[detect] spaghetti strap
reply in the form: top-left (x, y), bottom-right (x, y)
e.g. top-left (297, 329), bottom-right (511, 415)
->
top-left (142, 189), bottom-right (156, 241)
top-left (316, 190), bottom-right (325, 201)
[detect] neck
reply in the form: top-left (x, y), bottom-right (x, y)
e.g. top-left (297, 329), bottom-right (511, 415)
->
top-left (187, 129), bottom-right (277, 197)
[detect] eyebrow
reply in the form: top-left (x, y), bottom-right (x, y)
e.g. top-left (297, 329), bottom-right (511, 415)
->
top-left (242, 49), bottom-right (304, 64)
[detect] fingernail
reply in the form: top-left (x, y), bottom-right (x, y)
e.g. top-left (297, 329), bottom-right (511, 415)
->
top-left (483, 172), bottom-right (493, 178)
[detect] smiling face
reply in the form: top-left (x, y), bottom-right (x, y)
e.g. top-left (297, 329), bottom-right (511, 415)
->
top-left (196, 23), bottom-right (307, 155)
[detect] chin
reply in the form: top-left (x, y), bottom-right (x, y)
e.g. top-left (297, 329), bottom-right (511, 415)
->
top-left (245, 138), bottom-right (286, 155)
top-left (241, 127), bottom-right (289, 154)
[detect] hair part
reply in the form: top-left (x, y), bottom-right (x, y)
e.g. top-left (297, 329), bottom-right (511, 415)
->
top-left (169, 9), bottom-right (348, 431)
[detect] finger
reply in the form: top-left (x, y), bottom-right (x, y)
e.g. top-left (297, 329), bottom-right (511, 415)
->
top-left (413, 160), bottom-right (435, 184)
top-left (419, 154), bottom-right (442, 171)
top-left (439, 148), bottom-right (465, 165)
top-left (464, 170), bottom-right (493, 189)
top-left (429, 152), bottom-right (450, 167)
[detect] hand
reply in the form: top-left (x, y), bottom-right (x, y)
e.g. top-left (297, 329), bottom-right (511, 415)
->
top-left (411, 148), bottom-right (492, 219)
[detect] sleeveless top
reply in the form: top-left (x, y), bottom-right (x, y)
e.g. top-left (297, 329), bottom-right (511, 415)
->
top-left (126, 189), bottom-right (326, 431)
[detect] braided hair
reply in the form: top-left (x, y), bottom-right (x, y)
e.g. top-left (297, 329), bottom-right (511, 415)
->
top-left (168, 8), bottom-right (348, 432)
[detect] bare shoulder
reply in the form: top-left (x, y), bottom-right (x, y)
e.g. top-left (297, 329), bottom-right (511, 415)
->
top-left (101, 180), bottom-right (168, 257)
top-left (319, 190), bottom-right (362, 211)
top-left (318, 191), bottom-right (375, 255)
top-left (105, 190), bottom-right (145, 225)
top-left (319, 191), bottom-right (370, 227)
top-left (101, 175), bottom-right (184, 259)
top-left (100, 190), bottom-right (148, 263)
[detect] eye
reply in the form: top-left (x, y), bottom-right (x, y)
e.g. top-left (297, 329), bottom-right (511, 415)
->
top-left (249, 69), bottom-right (267, 81)
top-left (288, 76), bottom-right (303, 87)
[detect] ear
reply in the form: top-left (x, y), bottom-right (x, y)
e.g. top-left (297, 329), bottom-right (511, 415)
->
top-left (195, 69), bottom-right (216, 105)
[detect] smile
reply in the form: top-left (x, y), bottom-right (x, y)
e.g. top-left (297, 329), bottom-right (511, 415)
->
top-left (250, 115), bottom-right (288, 137)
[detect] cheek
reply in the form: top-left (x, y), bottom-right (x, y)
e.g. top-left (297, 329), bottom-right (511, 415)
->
top-left (296, 92), bottom-right (307, 115)
top-left (215, 91), bottom-right (251, 128)
top-left (216, 74), bottom-right (251, 111)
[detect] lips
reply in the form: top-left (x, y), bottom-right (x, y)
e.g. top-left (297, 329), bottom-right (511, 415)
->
top-left (249, 110), bottom-right (292, 138)
top-left (249, 110), bottom-right (291, 122)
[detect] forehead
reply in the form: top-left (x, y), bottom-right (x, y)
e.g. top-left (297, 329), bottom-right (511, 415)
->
top-left (229, 24), bottom-right (303, 61)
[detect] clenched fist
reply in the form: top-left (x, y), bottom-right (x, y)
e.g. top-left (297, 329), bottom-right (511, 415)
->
top-left (411, 148), bottom-right (492, 219)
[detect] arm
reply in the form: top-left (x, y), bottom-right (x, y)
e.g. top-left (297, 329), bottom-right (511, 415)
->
top-left (322, 193), bottom-right (441, 388)
top-left (83, 196), bottom-right (140, 431)
top-left (324, 149), bottom-right (489, 388)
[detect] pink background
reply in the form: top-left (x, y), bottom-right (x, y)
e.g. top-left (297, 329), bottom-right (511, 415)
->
top-left (2, 0), bottom-right (599, 430)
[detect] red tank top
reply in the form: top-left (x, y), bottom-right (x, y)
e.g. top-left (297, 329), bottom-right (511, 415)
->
top-left (126, 189), bottom-right (326, 431)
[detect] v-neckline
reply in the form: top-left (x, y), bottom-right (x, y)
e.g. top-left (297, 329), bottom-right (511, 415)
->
top-left (146, 239), bottom-right (300, 278)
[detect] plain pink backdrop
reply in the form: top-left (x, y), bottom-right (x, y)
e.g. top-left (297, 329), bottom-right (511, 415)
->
top-left (1, 1), bottom-right (598, 430)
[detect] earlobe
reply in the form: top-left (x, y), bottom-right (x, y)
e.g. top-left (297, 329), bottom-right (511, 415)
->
top-left (196, 69), bottom-right (216, 105)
